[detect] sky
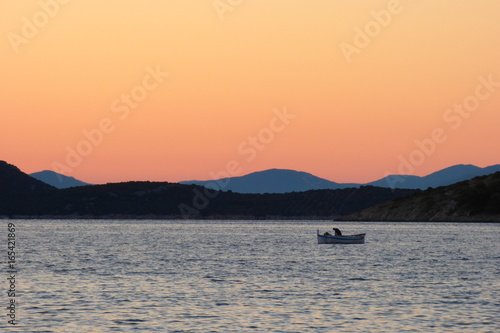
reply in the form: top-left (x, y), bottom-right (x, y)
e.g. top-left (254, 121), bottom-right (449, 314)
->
top-left (1, 0), bottom-right (499, 184)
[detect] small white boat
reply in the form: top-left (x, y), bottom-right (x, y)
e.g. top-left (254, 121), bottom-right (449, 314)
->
top-left (317, 230), bottom-right (366, 244)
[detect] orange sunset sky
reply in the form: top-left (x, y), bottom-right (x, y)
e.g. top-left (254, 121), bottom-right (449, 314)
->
top-left (1, 0), bottom-right (499, 184)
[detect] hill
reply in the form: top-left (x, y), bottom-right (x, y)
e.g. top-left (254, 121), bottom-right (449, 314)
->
top-left (0, 182), bottom-right (417, 219)
top-left (338, 171), bottom-right (500, 222)
top-left (181, 168), bottom-right (359, 193)
top-left (30, 170), bottom-right (90, 189)
top-left (0, 161), bottom-right (55, 197)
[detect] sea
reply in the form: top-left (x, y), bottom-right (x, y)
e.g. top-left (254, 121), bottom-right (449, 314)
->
top-left (3, 220), bottom-right (499, 332)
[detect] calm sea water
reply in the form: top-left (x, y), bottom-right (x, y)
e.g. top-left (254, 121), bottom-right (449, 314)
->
top-left (3, 220), bottom-right (499, 332)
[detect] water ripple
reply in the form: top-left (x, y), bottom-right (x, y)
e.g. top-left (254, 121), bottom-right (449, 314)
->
top-left (12, 220), bottom-right (500, 332)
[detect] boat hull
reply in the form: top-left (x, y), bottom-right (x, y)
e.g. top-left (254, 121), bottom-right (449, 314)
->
top-left (317, 231), bottom-right (365, 244)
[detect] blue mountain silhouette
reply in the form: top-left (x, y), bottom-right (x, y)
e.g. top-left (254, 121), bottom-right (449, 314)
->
top-left (29, 164), bottom-right (500, 193)
top-left (368, 164), bottom-right (500, 189)
top-left (30, 170), bottom-right (90, 189)
top-left (182, 164), bottom-right (500, 193)
top-left (181, 169), bottom-right (359, 193)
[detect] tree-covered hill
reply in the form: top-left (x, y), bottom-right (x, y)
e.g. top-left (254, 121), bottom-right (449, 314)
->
top-left (338, 171), bottom-right (500, 222)
top-left (0, 177), bottom-right (417, 219)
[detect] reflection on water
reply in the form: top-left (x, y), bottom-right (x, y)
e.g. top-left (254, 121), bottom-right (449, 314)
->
top-left (6, 220), bottom-right (499, 332)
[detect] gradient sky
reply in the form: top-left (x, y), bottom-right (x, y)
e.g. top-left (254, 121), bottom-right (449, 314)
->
top-left (1, 0), bottom-right (499, 184)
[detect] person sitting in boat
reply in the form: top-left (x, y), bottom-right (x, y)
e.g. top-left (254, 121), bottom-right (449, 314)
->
top-left (323, 231), bottom-right (332, 236)
top-left (332, 228), bottom-right (342, 236)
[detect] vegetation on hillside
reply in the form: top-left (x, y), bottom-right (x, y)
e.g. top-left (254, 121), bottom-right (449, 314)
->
top-left (0, 178), bottom-right (417, 219)
top-left (338, 172), bottom-right (500, 221)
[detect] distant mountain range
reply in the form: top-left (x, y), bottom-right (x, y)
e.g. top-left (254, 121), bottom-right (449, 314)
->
top-left (30, 170), bottom-right (90, 189)
top-left (2, 160), bottom-right (499, 221)
top-left (181, 164), bottom-right (500, 193)
top-left (0, 160), bottom-right (416, 219)
top-left (25, 163), bottom-right (500, 193)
